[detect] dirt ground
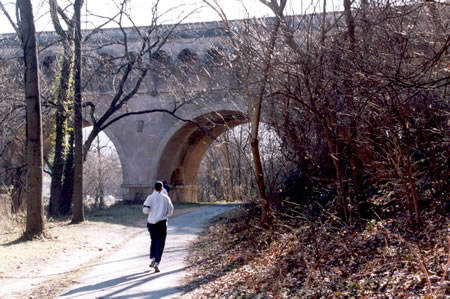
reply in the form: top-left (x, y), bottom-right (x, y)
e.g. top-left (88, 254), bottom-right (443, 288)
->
top-left (0, 205), bottom-right (201, 299)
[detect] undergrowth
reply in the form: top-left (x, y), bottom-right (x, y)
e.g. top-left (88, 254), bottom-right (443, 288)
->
top-left (183, 202), bottom-right (449, 298)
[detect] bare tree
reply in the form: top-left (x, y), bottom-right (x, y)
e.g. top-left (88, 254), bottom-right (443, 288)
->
top-left (203, 0), bottom-right (288, 225)
top-left (17, 0), bottom-right (45, 236)
top-left (83, 135), bottom-right (122, 206)
top-left (47, 0), bottom-right (75, 217)
top-left (71, 0), bottom-right (84, 223)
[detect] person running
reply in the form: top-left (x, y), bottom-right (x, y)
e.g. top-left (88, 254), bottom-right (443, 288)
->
top-left (143, 181), bottom-right (174, 273)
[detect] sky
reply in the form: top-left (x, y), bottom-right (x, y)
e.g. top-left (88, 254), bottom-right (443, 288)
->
top-left (0, 0), bottom-right (341, 34)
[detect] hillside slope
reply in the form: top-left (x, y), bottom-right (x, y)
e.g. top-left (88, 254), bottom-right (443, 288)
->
top-left (182, 203), bottom-right (449, 298)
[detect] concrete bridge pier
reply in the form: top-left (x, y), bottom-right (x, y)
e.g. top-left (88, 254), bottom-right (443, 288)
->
top-left (170, 185), bottom-right (198, 203)
top-left (120, 184), bottom-right (153, 203)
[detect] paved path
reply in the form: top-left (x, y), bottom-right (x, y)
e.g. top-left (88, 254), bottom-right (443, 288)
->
top-left (58, 205), bottom-right (234, 299)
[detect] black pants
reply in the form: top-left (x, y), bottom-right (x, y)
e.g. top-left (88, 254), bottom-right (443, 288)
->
top-left (147, 220), bottom-right (167, 263)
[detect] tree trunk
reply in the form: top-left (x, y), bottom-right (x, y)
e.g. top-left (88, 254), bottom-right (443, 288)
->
top-left (71, 0), bottom-right (84, 223)
top-left (343, 0), bottom-right (367, 217)
top-left (96, 136), bottom-right (105, 207)
top-left (249, 0), bottom-right (287, 226)
top-left (324, 121), bottom-right (347, 218)
top-left (60, 130), bottom-right (74, 215)
top-left (343, 0), bottom-right (356, 50)
top-left (47, 0), bottom-right (75, 217)
top-left (223, 135), bottom-right (235, 202)
top-left (49, 52), bottom-right (72, 217)
top-left (18, 0), bottom-right (45, 236)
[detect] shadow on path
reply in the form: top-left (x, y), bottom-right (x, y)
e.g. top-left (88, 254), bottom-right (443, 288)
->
top-left (61, 266), bottom-right (191, 298)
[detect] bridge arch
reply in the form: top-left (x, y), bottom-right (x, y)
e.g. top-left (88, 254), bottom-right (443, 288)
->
top-left (155, 110), bottom-right (248, 202)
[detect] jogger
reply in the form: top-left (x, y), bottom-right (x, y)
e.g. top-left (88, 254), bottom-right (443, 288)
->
top-left (143, 181), bottom-right (174, 272)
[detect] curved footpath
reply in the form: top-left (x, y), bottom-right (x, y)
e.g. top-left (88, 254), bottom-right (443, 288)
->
top-left (58, 205), bottom-right (234, 299)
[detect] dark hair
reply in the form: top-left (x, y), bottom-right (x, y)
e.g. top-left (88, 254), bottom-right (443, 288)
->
top-left (154, 181), bottom-right (163, 191)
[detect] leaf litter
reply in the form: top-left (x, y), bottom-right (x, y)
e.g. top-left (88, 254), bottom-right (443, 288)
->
top-left (182, 203), bottom-right (449, 298)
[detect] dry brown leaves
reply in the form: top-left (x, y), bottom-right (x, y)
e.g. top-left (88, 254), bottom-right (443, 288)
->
top-left (182, 204), bottom-right (449, 298)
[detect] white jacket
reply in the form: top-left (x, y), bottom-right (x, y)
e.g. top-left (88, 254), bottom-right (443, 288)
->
top-left (142, 191), bottom-right (174, 224)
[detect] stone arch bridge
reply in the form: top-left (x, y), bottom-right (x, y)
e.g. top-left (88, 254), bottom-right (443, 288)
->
top-left (1, 21), bottom-right (261, 203)
top-left (81, 22), bottom-right (253, 203)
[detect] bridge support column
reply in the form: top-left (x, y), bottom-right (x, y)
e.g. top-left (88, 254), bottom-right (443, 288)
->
top-left (121, 184), bottom-right (152, 203)
top-left (170, 185), bottom-right (198, 203)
